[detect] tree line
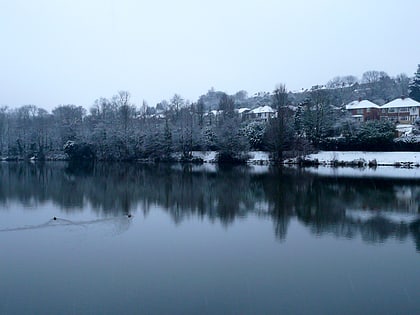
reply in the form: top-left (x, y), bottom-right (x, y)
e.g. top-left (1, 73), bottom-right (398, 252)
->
top-left (0, 67), bottom-right (419, 162)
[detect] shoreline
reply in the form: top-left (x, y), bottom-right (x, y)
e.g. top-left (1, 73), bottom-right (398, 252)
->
top-left (291, 151), bottom-right (420, 167)
top-left (2, 150), bottom-right (420, 168)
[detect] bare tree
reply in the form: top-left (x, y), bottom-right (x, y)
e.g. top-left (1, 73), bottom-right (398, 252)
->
top-left (218, 93), bottom-right (235, 118)
top-left (52, 105), bottom-right (86, 146)
top-left (343, 75), bottom-right (358, 86)
top-left (170, 94), bottom-right (184, 112)
top-left (362, 70), bottom-right (383, 84)
top-left (394, 73), bottom-right (410, 96)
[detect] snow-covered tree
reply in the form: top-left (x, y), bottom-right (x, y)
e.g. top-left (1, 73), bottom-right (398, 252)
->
top-left (298, 90), bottom-right (335, 147)
top-left (242, 121), bottom-right (266, 150)
top-left (215, 95), bottom-right (248, 163)
top-left (409, 64), bottom-right (420, 102)
top-left (355, 120), bottom-right (395, 149)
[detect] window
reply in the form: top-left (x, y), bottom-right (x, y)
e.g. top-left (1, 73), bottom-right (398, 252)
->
top-left (356, 109), bottom-right (363, 114)
top-left (400, 116), bottom-right (409, 121)
top-left (399, 107), bottom-right (409, 112)
top-left (388, 108), bottom-right (396, 113)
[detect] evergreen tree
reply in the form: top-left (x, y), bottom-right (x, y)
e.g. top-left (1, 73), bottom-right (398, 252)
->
top-left (215, 95), bottom-right (248, 163)
top-left (409, 64), bottom-right (420, 102)
top-left (266, 84), bottom-right (291, 161)
top-left (299, 90), bottom-right (335, 147)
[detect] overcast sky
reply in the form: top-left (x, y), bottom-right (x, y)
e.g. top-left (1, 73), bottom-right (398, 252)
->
top-left (1, 0), bottom-right (419, 110)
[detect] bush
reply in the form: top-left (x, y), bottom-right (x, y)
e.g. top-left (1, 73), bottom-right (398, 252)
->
top-left (216, 152), bottom-right (249, 164)
top-left (320, 121), bottom-right (396, 151)
top-left (64, 141), bottom-right (96, 161)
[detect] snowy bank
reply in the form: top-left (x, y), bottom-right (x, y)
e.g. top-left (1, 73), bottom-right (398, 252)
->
top-left (189, 151), bottom-right (270, 164)
top-left (184, 151), bottom-right (420, 168)
top-left (298, 151), bottom-right (420, 167)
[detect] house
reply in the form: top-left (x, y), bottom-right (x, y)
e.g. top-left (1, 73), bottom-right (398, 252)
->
top-left (237, 107), bottom-right (251, 114)
top-left (202, 109), bottom-right (223, 125)
top-left (345, 99), bottom-right (380, 122)
top-left (380, 97), bottom-right (420, 124)
top-left (236, 107), bottom-right (250, 118)
top-left (245, 106), bottom-right (276, 122)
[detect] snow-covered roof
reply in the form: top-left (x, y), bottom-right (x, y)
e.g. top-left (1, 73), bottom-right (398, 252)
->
top-left (396, 124), bottom-right (413, 129)
top-left (148, 113), bottom-right (165, 119)
top-left (381, 97), bottom-right (420, 109)
top-left (396, 124), bottom-right (413, 133)
top-left (345, 100), bottom-right (379, 110)
top-left (250, 106), bottom-right (275, 114)
top-left (237, 107), bottom-right (250, 114)
top-left (208, 110), bottom-right (222, 116)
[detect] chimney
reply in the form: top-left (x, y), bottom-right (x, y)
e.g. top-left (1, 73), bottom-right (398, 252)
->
top-left (401, 95), bottom-right (406, 100)
top-left (358, 97), bottom-right (362, 102)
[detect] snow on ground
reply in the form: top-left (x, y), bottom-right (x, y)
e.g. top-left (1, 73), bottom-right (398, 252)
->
top-left (304, 151), bottom-right (420, 166)
top-left (191, 151), bottom-right (217, 163)
top-left (191, 151), bottom-right (270, 164)
top-left (248, 151), bottom-right (270, 163)
top-left (179, 151), bottom-right (420, 178)
top-left (194, 151), bottom-right (420, 167)
top-left (288, 151), bottom-right (420, 178)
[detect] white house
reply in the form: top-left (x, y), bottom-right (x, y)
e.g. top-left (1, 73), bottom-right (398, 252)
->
top-left (245, 106), bottom-right (276, 122)
top-left (236, 107), bottom-right (251, 119)
top-left (380, 97), bottom-right (420, 124)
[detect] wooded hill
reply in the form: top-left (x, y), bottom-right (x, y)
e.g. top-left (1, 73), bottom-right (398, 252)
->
top-left (0, 67), bottom-right (419, 162)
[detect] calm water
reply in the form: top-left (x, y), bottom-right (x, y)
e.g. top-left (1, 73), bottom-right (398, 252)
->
top-left (0, 162), bottom-right (419, 315)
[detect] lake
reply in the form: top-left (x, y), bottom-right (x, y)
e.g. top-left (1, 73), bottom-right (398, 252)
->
top-left (0, 162), bottom-right (419, 315)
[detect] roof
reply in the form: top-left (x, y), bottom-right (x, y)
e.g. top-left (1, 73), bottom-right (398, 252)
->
top-left (396, 124), bottom-right (413, 130)
top-left (250, 106), bottom-right (275, 114)
top-left (381, 97), bottom-right (420, 109)
top-left (210, 110), bottom-right (222, 116)
top-left (345, 100), bottom-right (379, 110)
top-left (237, 107), bottom-right (250, 114)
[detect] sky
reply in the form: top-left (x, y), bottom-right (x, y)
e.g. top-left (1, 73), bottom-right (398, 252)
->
top-left (1, 0), bottom-right (419, 111)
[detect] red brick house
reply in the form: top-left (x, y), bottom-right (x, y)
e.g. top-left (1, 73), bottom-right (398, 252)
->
top-left (345, 99), bottom-right (380, 122)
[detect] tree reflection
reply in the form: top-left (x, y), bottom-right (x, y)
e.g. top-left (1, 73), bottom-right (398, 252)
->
top-left (410, 220), bottom-right (420, 252)
top-left (0, 163), bottom-right (420, 252)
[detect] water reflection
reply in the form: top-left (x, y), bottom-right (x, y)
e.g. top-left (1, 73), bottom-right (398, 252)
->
top-left (0, 162), bottom-right (419, 252)
top-left (0, 216), bottom-right (132, 233)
